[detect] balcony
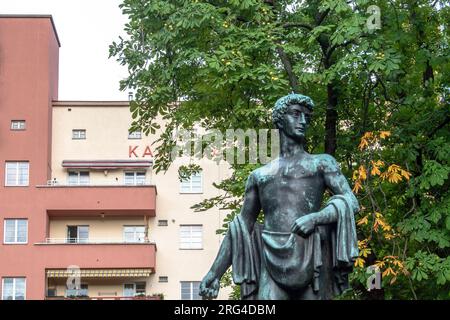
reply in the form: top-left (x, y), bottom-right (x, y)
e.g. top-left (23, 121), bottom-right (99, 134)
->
top-left (35, 240), bottom-right (157, 271)
top-left (45, 295), bottom-right (162, 300)
top-left (42, 238), bottom-right (156, 244)
top-left (36, 183), bottom-right (157, 217)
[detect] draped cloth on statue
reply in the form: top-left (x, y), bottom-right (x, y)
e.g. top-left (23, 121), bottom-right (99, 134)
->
top-left (228, 194), bottom-right (359, 300)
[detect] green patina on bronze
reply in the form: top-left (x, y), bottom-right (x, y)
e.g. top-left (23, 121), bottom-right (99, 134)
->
top-left (199, 94), bottom-right (359, 300)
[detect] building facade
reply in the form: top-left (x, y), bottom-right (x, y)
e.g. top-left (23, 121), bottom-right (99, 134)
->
top-left (0, 15), bottom-right (230, 300)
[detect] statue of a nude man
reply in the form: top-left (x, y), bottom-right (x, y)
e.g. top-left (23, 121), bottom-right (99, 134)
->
top-left (199, 94), bottom-right (359, 300)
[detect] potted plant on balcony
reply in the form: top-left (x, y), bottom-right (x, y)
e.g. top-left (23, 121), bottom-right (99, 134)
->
top-left (150, 293), bottom-right (164, 300)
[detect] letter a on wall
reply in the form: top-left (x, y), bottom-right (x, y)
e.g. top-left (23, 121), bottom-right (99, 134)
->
top-left (142, 146), bottom-right (153, 158)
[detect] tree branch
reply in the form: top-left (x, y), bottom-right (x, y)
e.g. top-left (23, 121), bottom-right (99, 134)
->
top-left (283, 22), bottom-right (313, 31)
top-left (276, 45), bottom-right (299, 93)
top-left (315, 8), bottom-right (330, 26)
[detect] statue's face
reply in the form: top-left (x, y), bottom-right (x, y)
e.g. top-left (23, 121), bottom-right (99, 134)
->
top-left (278, 103), bottom-right (312, 142)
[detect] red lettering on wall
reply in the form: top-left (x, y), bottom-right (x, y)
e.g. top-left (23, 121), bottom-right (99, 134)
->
top-left (129, 146), bottom-right (139, 158)
top-left (142, 146), bottom-right (153, 158)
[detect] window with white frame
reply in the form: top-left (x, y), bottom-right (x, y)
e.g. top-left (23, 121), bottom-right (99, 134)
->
top-left (2, 278), bottom-right (26, 300)
top-left (66, 225), bottom-right (89, 243)
top-left (128, 130), bottom-right (142, 139)
top-left (72, 129), bottom-right (86, 140)
top-left (180, 281), bottom-right (201, 300)
top-left (180, 171), bottom-right (202, 193)
top-left (68, 171), bottom-right (90, 185)
top-left (10, 120), bottom-right (26, 130)
top-left (123, 226), bottom-right (146, 243)
top-left (4, 219), bottom-right (28, 244)
top-left (124, 171), bottom-right (146, 185)
top-left (123, 282), bottom-right (146, 297)
top-left (179, 225), bottom-right (202, 249)
top-left (5, 162), bottom-right (29, 186)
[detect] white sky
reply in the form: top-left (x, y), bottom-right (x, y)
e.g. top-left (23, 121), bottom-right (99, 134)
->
top-left (0, 0), bottom-right (130, 100)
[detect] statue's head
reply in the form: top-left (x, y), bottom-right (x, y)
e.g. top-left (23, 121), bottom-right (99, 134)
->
top-left (272, 93), bottom-right (314, 142)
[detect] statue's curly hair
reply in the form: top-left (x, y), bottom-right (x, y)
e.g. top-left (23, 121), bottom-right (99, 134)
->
top-left (272, 93), bottom-right (314, 126)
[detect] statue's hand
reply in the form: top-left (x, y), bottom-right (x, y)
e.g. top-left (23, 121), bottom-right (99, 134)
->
top-left (291, 214), bottom-right (317, 238)
top-left (199, 272), bottom-right (220, 300)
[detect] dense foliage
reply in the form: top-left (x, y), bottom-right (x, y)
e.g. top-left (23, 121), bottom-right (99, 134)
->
top-left (110, 0), bottom-right (450, 299)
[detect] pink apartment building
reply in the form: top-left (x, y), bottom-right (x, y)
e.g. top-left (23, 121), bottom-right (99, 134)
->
top-left (0, 15), bottom-right (229, 300)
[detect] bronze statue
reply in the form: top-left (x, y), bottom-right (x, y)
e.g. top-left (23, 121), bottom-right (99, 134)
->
top-left (199, 94), bottom-right (359, 300)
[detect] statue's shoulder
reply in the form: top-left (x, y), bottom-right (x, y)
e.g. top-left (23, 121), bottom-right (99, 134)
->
top-left (249, 159), bottom-right (280, 184)
top-left (312, 153), bottom-right (341, 174)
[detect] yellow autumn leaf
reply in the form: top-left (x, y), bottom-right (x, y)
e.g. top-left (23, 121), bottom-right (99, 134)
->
top-left (358, 138), bottom-right (369, 151)
top-left (371, 165), bottom-right (381, 176)
top-left (357, 215), bottom-right (369, 226)
top-left (388, 171), bottom-right (402, 183)
top-left (382, 267), bottom-right (391, 277)
top-left (393, 259), bottom-right (404, 268)
top-left (380, 171), bottom-right (389, 181)
top-left (373, 219), bottom-right (380, 232)
top-left (387, 164), bottom-right (401, 173)
top-left (400, 169), bottom-right (412, 180)
top-left (358, 239), bottom-right (369, 248)
top-left (380, 131), bottom-right (391, 139)
top-left (361, 247), bottom-right (372, 258)
top-left (352, 180), bottom-right (362, 193)
top-left (384, 233), bottom-right (396, 240)
top-left (354, 257), bottom-right (365, 268)
top-left (359, 165), bottom-right (367, 180)
top-left (374, 160), bottom-right (384, 167)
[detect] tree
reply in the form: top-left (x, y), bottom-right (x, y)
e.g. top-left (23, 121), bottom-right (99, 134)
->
top-left (110, 0), bottom-right (450, 299)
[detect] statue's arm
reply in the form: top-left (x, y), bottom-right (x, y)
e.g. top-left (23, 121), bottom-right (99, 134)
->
top-left (314, 155), bottom-right (359, 225)
top-left (292, 155), bottom-right (359, 237)
top-left (199, 173), bottom-right (261, 298)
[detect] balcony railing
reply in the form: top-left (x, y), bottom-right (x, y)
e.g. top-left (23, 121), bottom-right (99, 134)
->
top-left (44, 180), bottom-right (153, 187)
top-left (41, 238), bottom-right (155, 244)
top-left (46, 295), bottom-right (161, 300)
top-left (65, 289), bottom-right (89, 297)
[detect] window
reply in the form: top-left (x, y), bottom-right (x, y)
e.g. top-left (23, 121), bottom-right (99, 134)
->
top-left (5, 162), bottom-right (29, 186)
top-left (4, 219), bottom-right (28, 244)
top-left (68, 171), bottom-right (90, 185)
top-left (47, 288), bottom-right (57, 297)
top-left (66, 284), bottom-right (88, 297)
top-left (158, 220), bottom-right (168, 227)
top-left (10, 120), bottom-right (26, 130)
top-left (66, 225), bottom-right (89, 243)
top-left (180, 171), bottom-right (202, 194)
top-left (124, 171), bottom-right (146, 185)
top-left (2, 278), bottom-right (26, 300)
top-left (123, 282), bottom-right (146, 297)
top-left (159, 276), bottom-right (168, 283)
top-left (128, 131), bottom-right (142, 139)
top-left (123, 226), bottom-right (146, 243)
top-left (179, 225), bottom-right (202, 249)
top-left (72, 129), bottom-right (86, 140)
top-left (180, 281), bottom-right (201, 300)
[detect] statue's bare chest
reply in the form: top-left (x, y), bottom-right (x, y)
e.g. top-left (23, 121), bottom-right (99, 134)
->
top-left (255, 161), bottom-right (323, 188)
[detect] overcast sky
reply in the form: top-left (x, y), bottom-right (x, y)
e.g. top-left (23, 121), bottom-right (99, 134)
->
top-left (0, 0), bottom-right (130, 100)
